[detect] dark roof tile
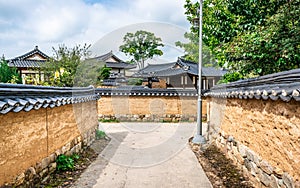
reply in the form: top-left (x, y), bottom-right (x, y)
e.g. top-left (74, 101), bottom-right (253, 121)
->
top-left (106, 62), bottom-right (136, 69)
top-left (133, 58), bottom-right (226, 77)
top-left (86, 51), bottom-right (136, 69)
top-left (204, 68), bottom-right (300, 102)
top-left (8, 60), bottom-right (46, 68)
top-left (0, 84), bottom-right (99, 114)
top-left (94, 51), bottom-right (122, 62)
top-left (8, 46), bottom-right (49, 68)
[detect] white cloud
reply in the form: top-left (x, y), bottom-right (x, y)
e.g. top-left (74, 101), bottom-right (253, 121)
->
top-left (0, 0), bottom-right (190, 59)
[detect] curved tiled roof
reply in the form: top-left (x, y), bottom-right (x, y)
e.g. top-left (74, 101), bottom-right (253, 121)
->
top-left (0, 84), bottom-right (100, 114)
top-left (178, 58), bottom-right (227, 76)
top-left (106, 62), bottom-right (136, 69)
top-left (86, 51), bottom-right (137, 69)
top-left (133, 58), bottom-right (226, 78)
top-left (204, 68), bottom-right (300, 102)
top-left (12, 46), bottom-right (49, 60)
top-left (8, 60), bottom-right (46, 68)
top-left (8, 46), bottom-right (49, 69)
top-left (94, 51), bottom-right (122, 62)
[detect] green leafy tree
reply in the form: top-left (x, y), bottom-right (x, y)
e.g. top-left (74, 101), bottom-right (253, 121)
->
top-left (75, 59), bottom-right (103, 87)
top-left (42, 44), bottom-right (91, 87)
top-left (175, 31), bottom-right (217, 67)
top-left (183, 0), bottom-right (299, 82)
top-left (119, 30), bottom-right (164, 69)
top-left (0, 57), bottom-right (21, 84)
top-left (98, 65), bottom-right (111, 81)
top-left (225, 0), bottom-right (300, 77)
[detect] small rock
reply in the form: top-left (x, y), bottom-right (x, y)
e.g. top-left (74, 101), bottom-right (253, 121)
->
top-left (244, 159), bottom-right (251, 171)
top-left (49, 163), bottom-right (57, 173)
top-left (62, 145), bottom-right (69, 154)
top-left (250, 161), bottom-right (259, 175)
top-left (14, 173), bottom-right (25, 186)
top-left (270, 175), bottom-right (280, 188)
top-left (41, 157), bottom-right (50, 170)
top-left (274, 167), bottom-right (284, 178)
top-left (55, 149), bottom-right (62, 157)
top-left (49, 153), bottom-right (56, 163)
top-left (278, 178), bottom-right (284, 186)
top-left (259, 171), bottom-right (272, 186)
top-left (236, 153), bottom-right (245, 165)
top-left (192, 145), bottom-right (200, 152)
top-left (35, 162), bottom-right (42, 173)
top-left (227, 135), bottom-right (234, 142)
top-left (238, 144), bottom-right (247, 158)
top-left (25, 167), bottom-right (36, 180)
top-left (39, 168), bottom-right (48, 178)
top-left (220, 136), bottom-right (226, 145)
top-left (282, 173), bottom-right (295, 188)
top-left (245, 149), bottom-right (255, 162)
top-left (41, 175), bottom-right (50, 184)
top-left (260, 160), bottom-right (273, 175)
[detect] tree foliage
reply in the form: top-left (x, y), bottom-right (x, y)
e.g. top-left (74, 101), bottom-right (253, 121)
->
top-left (119, 30), bottom-right (164, 69)
top-left (183, 0), bottom-right (300, 82)
top-left (74, 59), bottom-right (103, 87)
top-left (0, 57), bottom-right (21, 84)
top-left (98, 65), bottom-right (111, 81)
top-left (42, 44), bottom-right (91, 87)
top-left (175, 31), bottom-right (217, 67)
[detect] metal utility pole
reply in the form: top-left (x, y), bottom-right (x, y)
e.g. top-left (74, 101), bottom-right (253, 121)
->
top-left (192, 0), bottom-right (206, 144)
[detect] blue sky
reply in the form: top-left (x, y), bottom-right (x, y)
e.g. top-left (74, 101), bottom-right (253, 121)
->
top-left (0, 0), bottom-right (190, 61)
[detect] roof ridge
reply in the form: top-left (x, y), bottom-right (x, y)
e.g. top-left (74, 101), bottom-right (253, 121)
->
top-left (94, 51), bottom-right (124, 62)
top-left (13, 59), bottom-right (46, 62)
top-left (147, 62), bottom-right (176, 66)
top-left (11, 46), bottom-right (49, 60)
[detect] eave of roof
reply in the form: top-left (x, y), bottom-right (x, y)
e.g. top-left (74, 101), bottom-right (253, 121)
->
top-left (96, 87), bottom-right (198, 97)
top-left (106, 62), bottom-right (137, 69)
top-left (133, 58), bottom-right (226, 77)
top-left (8, 60), bottom-right (46, 68)
top-left (0, 84), bottom-right (99, 114)
top-left (204, 68), bottom-right (300, 102)
top-left (178, 58), bottom-right (226, 77)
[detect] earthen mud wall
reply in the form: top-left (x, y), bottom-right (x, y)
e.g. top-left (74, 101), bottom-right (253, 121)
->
top-left (208, 98), bottom-right (300, 187)
top-left (97, 96), bottom-right (207, 122)
top-left (0, 101), bottom-right (98, 186)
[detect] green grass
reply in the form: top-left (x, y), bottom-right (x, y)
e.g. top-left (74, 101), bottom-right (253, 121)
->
top-left (98, 118), bottom-right (120, 123)
top-left (96, 130), bottom-right (106, 139)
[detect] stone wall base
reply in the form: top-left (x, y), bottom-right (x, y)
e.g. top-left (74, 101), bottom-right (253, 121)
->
top-left (9, 127), bottom-right (96, 187)
top-left (215, 132), bottom-right (300, 188)
top-left (98, 114), bottom-right (204, 122)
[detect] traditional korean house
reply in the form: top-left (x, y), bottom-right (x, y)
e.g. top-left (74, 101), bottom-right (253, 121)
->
top-left (8, 46), bottom-right (49, 84)
top-left (85, 51), bottom-right (137, 87)
top-left (87, 51), bottom-right (136, 78)
top-left (133, 58), bottom-right (226, 89)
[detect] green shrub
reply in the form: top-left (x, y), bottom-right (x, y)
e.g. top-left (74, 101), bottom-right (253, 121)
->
top-left (56, 154), bottom-right (79, 171)
top-left (98, 118), bottom-right (120, 123)
top-left (127, 78), bottom-right (143, 85)
top-left (96, 130), bottom-right (106, 139)
top-left (0, 58), bottom-right (21, 84)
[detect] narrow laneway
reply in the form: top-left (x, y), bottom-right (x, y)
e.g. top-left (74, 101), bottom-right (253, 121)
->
top-left (73, 122), bottom-right (212, 188)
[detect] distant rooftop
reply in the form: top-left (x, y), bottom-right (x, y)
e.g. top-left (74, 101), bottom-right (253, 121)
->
top-left (8, 46), bottom-right (49, 68)
top-left (87, 51), bottom-right (136, 69)
top-left (133, 58), bottom-right (227, 78)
